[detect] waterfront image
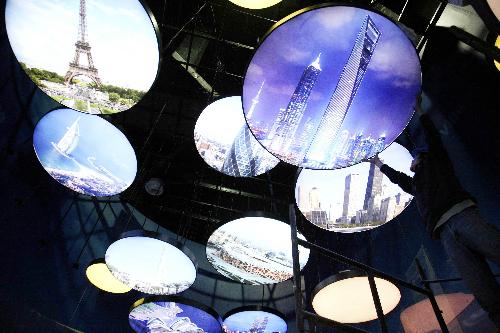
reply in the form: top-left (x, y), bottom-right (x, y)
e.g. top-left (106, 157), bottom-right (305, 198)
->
top-left (243, 6), bottom-right (420, 169)
top-left (206, 217), bottom-right (309, 285)
top-left (33, 108), bottom-right (137, 196)
top-left (105, 236), bottom-right (196, 295)
top-left (129, 301), bottom-right (222, 333)
top-left (295, 142), bottom-right (413, 232)
top-left (223, 310), bottom-right (287, 333)
top-left (5, 0), bottom-right (159, 114)
top-left (194, 97), bottom-right (279, 177)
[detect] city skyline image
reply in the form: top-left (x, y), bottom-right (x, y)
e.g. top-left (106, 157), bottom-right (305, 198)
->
top-left (129, 302), bottom-right (222, 333)
top-left (295, 142), bottom-right (414, 232)
top-left (206, 217), bottom-right (310, 285)
top-left (194, 97), bottom-right (279, 177)
top-left (33, 108), bottom-right (137, 196)
top-left (243, 6), bottom-right (421, 169)
top-left (223, 310), bottom-right (287, 333)
top-left (6, 0), bottom-right (159, 114)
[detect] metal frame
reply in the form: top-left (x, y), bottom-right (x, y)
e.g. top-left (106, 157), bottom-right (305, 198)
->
top-left (289, 204), bottom-right (449, 333)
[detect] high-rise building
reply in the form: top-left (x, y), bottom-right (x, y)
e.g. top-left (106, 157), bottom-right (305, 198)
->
top-left (363, 161), bottom-right (384, 210)
top-left (343, 173), bottom-right (363, 218)
top-left (268, 54), bottom-right (321, 157)
top-left (247, 81), bottom-right (264, 120)
top-left (309, 187), bottom-right (321, 210)
top-left (222, 125), bottom-right (277, 177)
top-left (305, 16), bottom-right (381, 166)
top-left (297, 185), bottom-right (310, 212)
top-left (250, 316), bottom-right (269, 333)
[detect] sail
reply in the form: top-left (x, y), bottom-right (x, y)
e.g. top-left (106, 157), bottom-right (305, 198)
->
top-left (55, 117), bottom-right (80, 155)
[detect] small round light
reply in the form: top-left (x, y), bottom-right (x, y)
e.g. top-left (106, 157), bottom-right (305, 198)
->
top-left (228, 0), bottom-right (283, 10)
top-left (105, 230), bottom-right (197, 295)
top-left (312, 270), bottom-right (401, 323)
top-left (223, 306), bottom-right (287, 333)
top-left (85, 258), bottom-right (131, 293)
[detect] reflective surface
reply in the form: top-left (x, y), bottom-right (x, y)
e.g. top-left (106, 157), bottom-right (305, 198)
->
top-left (243, 5), bottom-right (420, 169)
top-left (33, 108), bottom-right (137, 196)
top-left (129, 298), bottom-right (222, 333)
top-left (105, 234), bottom-right (196, 295)
top-left (296, 142), bottom-right (413, 232)
top-left (206, 216), bottom-right (309, 285)
top-left (6, 0), bottom-right (159, 114)
top-left (194, 97), bottom-right (279, 177)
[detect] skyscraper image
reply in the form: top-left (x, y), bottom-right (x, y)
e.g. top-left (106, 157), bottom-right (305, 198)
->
top-left (342, 173), bottom-right (363, 221)
top-left (247, 81), bottom-right (264, 120)
top-left (305, 16), bottom-right (381, 166)
top-left (363, 160), bottom-right (384, 210)
top-left (268, 54), bottom-right (321, 159)
top-left (222, 125), bottom-right (277, 177)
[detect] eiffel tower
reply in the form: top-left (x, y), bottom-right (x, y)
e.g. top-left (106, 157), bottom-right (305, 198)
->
top-left (64, 0), bottom-right (101, 87)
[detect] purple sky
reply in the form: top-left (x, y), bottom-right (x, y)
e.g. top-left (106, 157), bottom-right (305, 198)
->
top-left (243, 6), bottom-right (421, 142)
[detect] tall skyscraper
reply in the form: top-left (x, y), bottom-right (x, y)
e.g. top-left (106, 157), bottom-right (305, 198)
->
top-left (309, 187), bottom-right (321, 210)
top-left (305, 16), bottom-right (381, 166)
top-left (247, 81), bottom-right (264, 120)
top-left (343, 173), bottom-right (363, 219)
top-left (363, 160), bottom-right (384, 210)
top-left (222, 125), bottom-right (277, 177)
top-left (268, 54), bottom-right (321, 157)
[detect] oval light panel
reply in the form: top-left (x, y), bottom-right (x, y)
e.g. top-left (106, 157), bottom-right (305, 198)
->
top-left (33, 108), bottom-right (137, 196)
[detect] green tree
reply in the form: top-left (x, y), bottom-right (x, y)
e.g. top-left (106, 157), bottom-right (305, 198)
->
top-left (108, 92), bottom-right (120, 103)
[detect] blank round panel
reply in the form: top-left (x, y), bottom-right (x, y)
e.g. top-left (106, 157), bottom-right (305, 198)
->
top-left (5, 0), bottom-right (159, 114)
top-left (86, 258), bottom-right (131, 293)
top-left (243, 5), bottom-right (421, 169)
top-left (223, 307), bottom-right (287, 333)
top-left (295, 142), bottom-right (413, 233)
top-left (194, 96), bottom-right (279, 177)
top-left (312, 271), bottom-right (401, 323)
top-left (228, 0), bottom-right (283, 9)
top-left (206, 216), bottom-right (309, 285)
top-left (33, 108), bottom-right (137, 196)
top-left (129, 296), bottom-right (222, 333)
top-left (105, 232), bottom-right (196, 295)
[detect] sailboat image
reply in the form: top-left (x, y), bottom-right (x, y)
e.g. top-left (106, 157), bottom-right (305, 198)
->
top-left (51, 117), bottom-right (80, 157)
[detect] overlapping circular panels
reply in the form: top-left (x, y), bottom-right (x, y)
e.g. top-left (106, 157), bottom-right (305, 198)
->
top-left (242, 4), bottom-right (421, 170)
top-left (5, 0), bottom-right (160, 115)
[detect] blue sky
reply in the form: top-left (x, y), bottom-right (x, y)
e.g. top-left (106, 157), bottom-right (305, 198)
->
top-left (243, 6), bottom-right (421, 148)
top-left (224, 311), bottom-right (287, 332)
top-left (6, 0), bottom-right (159, 90)
top-left (33, 108), bottom-right (137, 182)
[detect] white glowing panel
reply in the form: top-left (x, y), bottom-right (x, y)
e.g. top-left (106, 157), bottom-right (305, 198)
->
top-left (33, 108), bottom-right (137, 196)
top-left (228, 0), bottom-right (283, 9)
top-left (295, 142), bottom-right (413, 233)
top-left (312, 275), bottom-right (401, 323)
top-left (206, 217), bottom-right (309, 285)
top-left (194, 96), bottom-right (279, 177)
top-left (105, 236), bottom-right (196, 295)
top-left (6, 0), bottom-right (159, 114)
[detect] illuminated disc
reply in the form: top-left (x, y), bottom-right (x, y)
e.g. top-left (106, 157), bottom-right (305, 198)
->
top-left (33, 108), bottom-right (137, 196)
top-left (85, 258), bottom-right (131, 293)
top-left (206, 215), bottom-right (309, 285)
top-left (194, 96), bottom-right (279, 177)
top-left (243, 5), bottom-right (421, 169)
top-left (223, 306), bottom-right (287, 333)
top-left (312, 271), bottom-right (401, 323)
top-left (129, 296), bottom-right (222, 333)
top-left (5, 0), bottom-right (159, 114)
top-left (295, 142), bottom-right (413, 233)
top-left (228, 0), bottom-right (283, 9)
top-left (105, 231), bottom-right (197, 295)
top-left (495, 36), bottom-right (500, 71)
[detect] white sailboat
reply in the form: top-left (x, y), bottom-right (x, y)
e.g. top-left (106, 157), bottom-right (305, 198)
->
top-left (51, 117), bottom-right (80, 157)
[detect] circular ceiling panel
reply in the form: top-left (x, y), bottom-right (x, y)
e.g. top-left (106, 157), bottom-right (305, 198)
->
top-left (206, 216), bottom-right (309, 285)
top-left (223, 306), bottom-right (287, 333)
top-left (129, 296), bottom-right (222, 333)
top-left (5, 0), bottom-right (159, 114)
top-left (228, 0), bottom-right (283, 10)
top-left (243, 5), bottom-right (421, 169)
top-left (194, 96), bottom-right (279, 177)
top-left (85, 258), bottom-right (132, 293)
top-left (295, 142), bottom-right (413, 233)
top-left (33, 108), bottom-right (137, 196)
top-left (105, 231), bottom-right (197, 295)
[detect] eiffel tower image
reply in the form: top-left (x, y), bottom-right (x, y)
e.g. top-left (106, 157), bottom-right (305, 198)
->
top-left (64, 0), bottom-right (101, 87)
